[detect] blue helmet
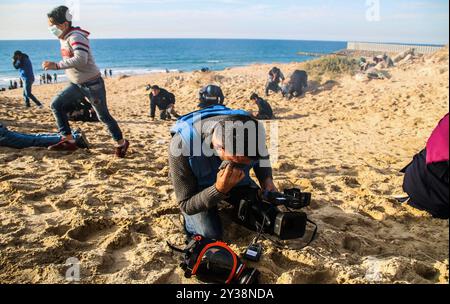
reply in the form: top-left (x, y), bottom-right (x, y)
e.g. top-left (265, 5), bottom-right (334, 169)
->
top-left (198, 85), bottom-right (225, 108)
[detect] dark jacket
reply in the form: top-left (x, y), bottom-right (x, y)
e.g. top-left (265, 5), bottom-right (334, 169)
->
top-left (150, 88), bottom-right (176, 118)
top-left (256, 98), bottom-right (274, 119)
top-left (268, 68), bottom-right (285, 84)
top-left (13, 54), bottom-right (35, 82)
top-left (65, 99), bottom-right (99, 122)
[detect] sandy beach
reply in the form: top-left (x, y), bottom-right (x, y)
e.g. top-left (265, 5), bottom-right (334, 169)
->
top-left (0, 47), bottom-right (448, 284)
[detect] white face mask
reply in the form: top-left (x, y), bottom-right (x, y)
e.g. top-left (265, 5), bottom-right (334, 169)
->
top-left (49, 25), bottom-right (64, 38)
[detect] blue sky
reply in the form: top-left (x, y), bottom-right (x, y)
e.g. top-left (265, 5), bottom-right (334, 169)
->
top-left (0, 0), bottom-right (448, 43)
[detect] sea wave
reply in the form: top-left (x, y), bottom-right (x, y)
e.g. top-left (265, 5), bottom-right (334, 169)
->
top-left (0, 68), bottom-right (181, 89)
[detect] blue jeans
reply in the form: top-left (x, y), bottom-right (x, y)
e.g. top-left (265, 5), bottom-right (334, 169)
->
top-left (182, 187), bottom-right (259, 240)
top-left (23, 79), bottom-right (41, 107)
top-left (50, 77), bottom-right (123, 141)
top-left (0, 125), bottom-right (81, 149)
top-left (183, 208), bottom-right (224, 240)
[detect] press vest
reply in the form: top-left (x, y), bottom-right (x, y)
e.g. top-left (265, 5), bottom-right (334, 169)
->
top-left (171, 105), bottom-right (257, 190)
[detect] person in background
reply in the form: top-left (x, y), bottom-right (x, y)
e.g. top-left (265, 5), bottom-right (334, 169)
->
top-left (198, 85), bottom-right (225, 109)
top-left (250, 93), bottom-right (275, 120)
top-left (401, 113), bottom-right (449, 219)
top-left (1, 122), bottom-right (89, 150)
top-left (42, 5), bottom-right (130, 157)
top-left (149, 85), bottom-right (181, 121)
top-left (66, 98), bottom-right (99, 122)
top-left (109, 69), bottom-right (112, 77)
top-left (47, 73), bottom-right (52, 84)
top-left (282, 70), bottom-right (308, 100)
top-left (13, 81), bottom-right (18, 89)
top-left (265, 67), bottom-right (285, 96)
top-left (19, 79), bottom-right (23, 88)
top-left (54, 73), bottom-right (58, 83)
top-left (13, 51), bottom-right (42, 108)
top-left (104, 69), bottom-right (108, 78)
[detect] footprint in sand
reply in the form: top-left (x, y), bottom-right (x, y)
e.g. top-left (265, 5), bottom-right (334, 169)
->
top-left (67, 219), bottom-right (117, 243)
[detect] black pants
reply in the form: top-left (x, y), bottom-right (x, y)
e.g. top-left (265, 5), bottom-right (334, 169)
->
top-left (265, 82), bottom-right (281, 95)
top-left (402, 149), bottom-right (449, 219)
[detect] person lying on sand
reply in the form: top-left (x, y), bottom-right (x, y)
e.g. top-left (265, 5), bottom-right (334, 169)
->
top-left (169, 105), bottom-right (277, 240)
top-left (198, 85), bottom-right (225, 109)
top-left (148, 85), bottom-right (181, 121)
top-left (0, 122), bottom-right (89, 150)
top-left (41, 5), bottom-right (130, 158)
top-left (400, 113), bottom-right (449, 219)
top-left (250, 93), bottom-right (275, 120)
top-left (265, 67), bottom-right (285, 96)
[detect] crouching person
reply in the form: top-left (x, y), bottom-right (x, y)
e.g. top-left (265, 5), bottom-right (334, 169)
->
top-left (149, 85), bottom-right (181, 121)
top-left (169, 105), bottom-right (277, 240)
top-left (282, 70), bottom-right (308, 100)
top-left (250, 93), bottom-right (275, 120)
top-left (0, 122), bottom-right (89, 150)
top-left (402, 113), bottom-right (449, 219)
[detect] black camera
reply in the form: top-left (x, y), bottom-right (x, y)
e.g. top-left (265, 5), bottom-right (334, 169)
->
top-left (264, 188), bottom-right (311, 209)
top-left (237, 187), bottom-right (312, 241)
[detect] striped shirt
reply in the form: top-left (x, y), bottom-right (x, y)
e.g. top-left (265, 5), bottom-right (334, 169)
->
top-left (56, 27), bottom-right (101, 85)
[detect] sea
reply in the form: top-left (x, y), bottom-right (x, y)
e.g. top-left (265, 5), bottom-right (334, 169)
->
top-left (0, 39), bottom-right (347, 89)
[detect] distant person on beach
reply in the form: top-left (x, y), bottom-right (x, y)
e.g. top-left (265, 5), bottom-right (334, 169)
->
top-left (42, 5), bottom-right (130, 157)
top-left (47, 73), bottom-right (52, 84)
top-left (250, 93), bottom-right (275, 120)
top-left (282, 70), bottom-right (308, 100)
top-left (13, 51), bottom-right (42, 108)
top-left (109, 69), bottom-right (112, 77)
top-left (104, 69), bottom-right (108, 78)
top-left (198, 85), bottom-right (225, 109)
top-left (265, 67), bottom-right (285, 96)
top-left (54, 73), bottom-right (58, 83)
top-left (13, 81), bottom-right (18, 89)
top-left (148, 85), bottom-right (181, 121)
top-left (400, 113), bottom-right (449, 219)
top-left (19, 78), bottom-right (23, 88)
top-left (0, 122), bottom-right (89, 150)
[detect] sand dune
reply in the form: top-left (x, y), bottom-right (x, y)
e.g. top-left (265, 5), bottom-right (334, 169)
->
top-left (0, 47), bottom-right (448, 284)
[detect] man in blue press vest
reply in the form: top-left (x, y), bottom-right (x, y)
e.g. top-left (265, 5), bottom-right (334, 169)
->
top-left (169, 105), bottom-right (277, 240)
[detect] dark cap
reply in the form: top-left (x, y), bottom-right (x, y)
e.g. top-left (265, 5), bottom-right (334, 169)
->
top-left (151, 85), bottom-right (160, 90)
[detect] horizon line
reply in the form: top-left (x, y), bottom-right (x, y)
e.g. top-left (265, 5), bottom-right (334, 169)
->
top-left (0, 37), bottom-right (446, 46)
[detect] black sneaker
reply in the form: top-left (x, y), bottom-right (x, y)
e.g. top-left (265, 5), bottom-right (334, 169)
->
top-left (74, 129), bottom-right (90, 150)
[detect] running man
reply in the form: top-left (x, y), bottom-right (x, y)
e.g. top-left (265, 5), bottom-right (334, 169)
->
top-left (42, 5), bottom-right (130, 157)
